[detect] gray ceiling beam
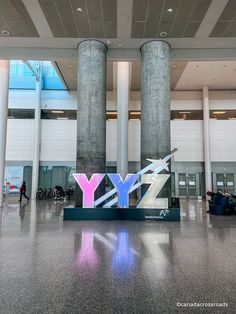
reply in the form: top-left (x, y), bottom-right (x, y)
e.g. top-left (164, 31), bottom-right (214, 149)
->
top-left (22, 0), bottom-right (53, 37)
top-left (195, 0), bottom-right (229, 38)
top-left (117, 0), bottom-right (133, 39)
top-left (1, 47), bottom-right (236, 61)
top-left (1, 37), bottom-right (236, 50)
top-left (22, 0), bottom-right (70, 89)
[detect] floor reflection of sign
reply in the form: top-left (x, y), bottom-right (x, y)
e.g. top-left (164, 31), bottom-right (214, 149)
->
top-left (4, 167), bottom-right (23, 194)
top-left (112, 231), bottom-right (135, 275)
top-left (75, 232), bottom-right (99, 270)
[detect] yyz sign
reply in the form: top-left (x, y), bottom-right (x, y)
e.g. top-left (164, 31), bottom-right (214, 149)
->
top-left (73, 149), bottom-right (177, 209)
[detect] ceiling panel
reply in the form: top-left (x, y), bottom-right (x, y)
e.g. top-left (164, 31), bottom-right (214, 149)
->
top-left (47, 60), bottom-right (236, 91)
top-left (57, 60), bottom-right (113, 91)
top-left (38, 0), bottom-right (117, 38)
top-left (0, 0), bottom-right (38, 37)
top-left (131, 0), bottom-right (212, 38)
top-left (210, 0), bottom-right (236, 37)
top-left (57, 60), bottom-right (77, 90)
top-left (131, 61), bottom-right (187, 91)
top-left (175, 61), bottom-right (236, 90)
top-left (170, 62), bottom-right (188, 90)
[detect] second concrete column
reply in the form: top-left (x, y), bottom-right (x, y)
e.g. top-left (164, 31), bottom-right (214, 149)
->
top-left (76, 40), bottom-right (107, 206)
top-left (140, 41), bottom-right (171, 203)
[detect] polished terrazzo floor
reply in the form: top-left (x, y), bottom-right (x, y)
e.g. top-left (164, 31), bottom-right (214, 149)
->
top-left (0, 197), bottom-right (235, 314)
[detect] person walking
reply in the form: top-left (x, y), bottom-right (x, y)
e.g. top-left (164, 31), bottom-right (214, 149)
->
top-left (19, 181), bottom-right (30, 202)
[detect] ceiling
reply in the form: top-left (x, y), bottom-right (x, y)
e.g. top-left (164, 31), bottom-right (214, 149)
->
top-left (210, 0), bottom-right (236, 37)
top-left (38, 0), bottom-right (117, 38)
top-left (175, 61), bottom-right (236, 90)
top-left (0, 0), bottom-right (38, 37)
top-left (131, 0), bottom-right (212, 38)
top-left (59, 59), bottom-right (236, 91)
top-left (0, 0), bottom-right (236, 91)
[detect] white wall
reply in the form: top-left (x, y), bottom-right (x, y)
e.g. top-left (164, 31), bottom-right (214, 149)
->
top-left (6, 119), bottom-right (34, 161)
top-left (40, 120), bottom-right (76, 161)
top-left (171, 120), bottom-right (204, 161)
top-left (210, 120), bottom-right (236, 162)
top-left (106, 120), bottom-right (117, 162)
top-left (6, 89), bottom-right (236, 164)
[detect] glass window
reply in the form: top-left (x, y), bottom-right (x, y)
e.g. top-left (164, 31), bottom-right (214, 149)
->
top-left (23, 166), bottom-right (32, 193)
top-left (39, 166), bottom-right (76, 191)
top-left (8, 109), bottom-right (35, 119)
top-left (41, 110), bottom-right (77, 120)
top-left (106, 111), bottom-right (117, 120)
top-left (42, 62), bottom-right (67, 90)
top-left (171, 110), bottom-right (203, 120)
top-left (129, 111), bottom-right (141, 120)
top-left (210, 110), bottom-right (236, 120)
top-left (9, 60), bottom-right (67, 90)
top-left (10, 61), bottom-right (35, 89)
top-left (107, 110), bottom-right (204, 120)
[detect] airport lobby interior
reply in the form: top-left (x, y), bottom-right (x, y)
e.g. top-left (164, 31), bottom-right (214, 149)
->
top-left (0, 0), bottom-right (236, 313)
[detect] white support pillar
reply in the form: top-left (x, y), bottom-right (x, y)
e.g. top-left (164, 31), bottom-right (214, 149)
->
top-left (31, 63), bottom-right (42, 199)
top-left (117, 62), bottom-right (129, 179)
top-left (203, 86), bottom-right (212, 199)
top-left (0, 60), bottom-right (10, 207)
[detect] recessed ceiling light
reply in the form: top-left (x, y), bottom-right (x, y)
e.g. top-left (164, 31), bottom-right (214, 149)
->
top-left (160, 31), bottom-right (167, 38)
top-left (167, 8), bottom-right (173, 13)
top-left (1, 30), bottom-right (10, 36)
top-left (76, 7), bottom-right (83, 13)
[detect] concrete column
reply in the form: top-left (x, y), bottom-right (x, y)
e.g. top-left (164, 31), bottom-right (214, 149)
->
top-left (203, 86), bottom-right (212, 198)
top-left (31, 64), bottom-right (42, 199)
top-left (117, 62), bottom-right (129, 179)
top-left (0, 60), bottom-right (10, 207)
top-left (76, 40), bottom-right (107, 206)
top-left (140, 41), bottom-right (171, 204)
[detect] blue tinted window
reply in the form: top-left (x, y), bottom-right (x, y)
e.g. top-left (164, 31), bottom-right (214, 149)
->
top-left (9, 60), bottom-right (67, 90)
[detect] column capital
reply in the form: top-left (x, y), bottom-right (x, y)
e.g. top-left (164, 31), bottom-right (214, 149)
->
top-left (77, 39), bottom-right (108, 51)
top-left (140, 40), bottom-right (171, 52)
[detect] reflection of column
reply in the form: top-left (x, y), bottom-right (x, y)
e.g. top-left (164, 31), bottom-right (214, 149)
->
top-left (31, 64), bottom-right (42, 199)
top-left (0, 60), bottom-right (10, 207)
top-left (29, 200), bottom-right (37, 239)
top-left (117, 62), bottom-right (129, 179)
top-left (76, 40), bottom-right (107, 206)
top-left (203, 86), bottom-right (212, 199)
top-left (140, 41), bottom-right (171, 204)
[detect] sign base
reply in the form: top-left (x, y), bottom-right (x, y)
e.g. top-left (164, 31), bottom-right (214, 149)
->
top-left (63, 206), bottom-right (180, 221)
